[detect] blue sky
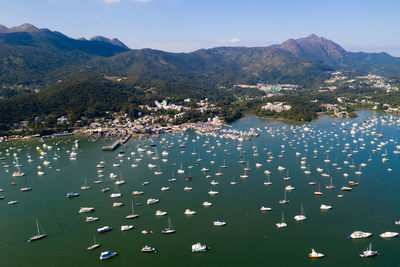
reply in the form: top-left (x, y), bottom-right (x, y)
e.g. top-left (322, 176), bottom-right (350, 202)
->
top-left (1, 0), bottom-right (400, 56)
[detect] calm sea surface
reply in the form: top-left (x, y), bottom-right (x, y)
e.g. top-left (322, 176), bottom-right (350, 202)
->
top-left (1, 110), bottom-right (400, 266)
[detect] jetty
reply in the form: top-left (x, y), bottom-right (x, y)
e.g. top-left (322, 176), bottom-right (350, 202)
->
top-left (102, 140), bottom-right (120, 151)
top-left (102, 134), bottom-right (131, 151)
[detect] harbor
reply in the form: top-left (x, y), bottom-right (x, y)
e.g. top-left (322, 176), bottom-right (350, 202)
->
top-left (0, 110), bottom-right (400, 266)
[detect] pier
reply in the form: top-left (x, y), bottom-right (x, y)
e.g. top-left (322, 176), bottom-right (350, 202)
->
top-left (102, 140), bottom-right (120, 151)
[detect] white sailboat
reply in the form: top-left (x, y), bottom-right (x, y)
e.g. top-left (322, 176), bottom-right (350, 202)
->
top-left (276, 212), bottom-right (287, 228)
top-left (27, 219), bottom-right (46, 242)
top-left (264, 173), bottom-right (272, 185)
top-left (279, 189), bottom-right (289, 204)
top-left (12, 158), bottom-right (25, 177)
top-left (125, 201), bottom-right (139, 219)
top-left (294, 203), bottom-right (307, 221)
top-left (87, 235), bottom-right (100, 250)
top-left (162, 217), bottom-right (176, 234)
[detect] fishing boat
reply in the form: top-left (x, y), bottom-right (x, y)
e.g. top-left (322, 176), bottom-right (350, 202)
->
top-left (87, 235), bottom-right (100, 250)
top-left (309, 249), bottom-right (324, 258)
top-left (192, 243), bottom-right (209, 252)
top-left (99, 251), bottom-right (117, 260)
top-left (27, 219), bottom-right (46, 242)
top-left (162, 217), bottom-right (176, 234)
top-left (360, 243), bottom-right (378, 258)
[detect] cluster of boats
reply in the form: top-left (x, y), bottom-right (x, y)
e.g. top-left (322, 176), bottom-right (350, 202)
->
top-left (4, 112), bottom-right (400, 264)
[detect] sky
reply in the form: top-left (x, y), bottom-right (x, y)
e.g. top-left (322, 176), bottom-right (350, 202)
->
top-left (1, 0), bottom-right (400, 56)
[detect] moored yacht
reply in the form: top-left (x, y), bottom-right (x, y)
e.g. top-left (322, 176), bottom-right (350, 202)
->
top-left (192, 242), bottom-right (209, 252)
top-left (309, 249), bottom-right (324, 258)
top-left (99, 251), bottom-right (117, 260)
top-left (347, 231), bottom-right (372, 239)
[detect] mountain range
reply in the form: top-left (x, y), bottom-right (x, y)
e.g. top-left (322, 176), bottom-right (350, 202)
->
top-left (0, 23), bottom-right (400, 89)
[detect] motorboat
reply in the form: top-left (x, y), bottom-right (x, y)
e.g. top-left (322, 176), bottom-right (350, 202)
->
top-left (66, 192), bottom-right (79, 198)
top-left (379, 232), bottom-right (398, 238)
top-left (97, 226), bottom-right (112, 233)
top-left (192, 243), bottom-right (208, 252)
top-left (203, 201), bottom-right (212, 207)
top-left (260, 206), bottom-right (271, 211)
top-left (347, 231), bottom-right (372, 239)
top-left (86, 216), bottom-right (99, 222)
top-left (320, 204), bottom-right (332, 210)
top-left (79, 207), bottom-right (95, 213)
top-left (213, 220), bottom-right (227, 226)
top-left (99, 251), bottom-right (116, 260)
top-left (156, 210), bottom-right (168, 216)
top-left (141, 245), bottom-right (156, 253)
top-left (147, 198), bottom-right (159, 205)
top-left (184, 209), bottom-right (196, 215)
top-left (208, 190), bottom-right (219, 195)
top-left (121, 225), bottom-right (134, 231)
top-left (309, 249), bottom-right (324, 258)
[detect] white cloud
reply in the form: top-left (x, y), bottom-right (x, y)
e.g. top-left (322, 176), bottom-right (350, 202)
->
top-left (229, 38), bottom-right (240, 43)
top-left (104, 0), bottom-right (120, 3)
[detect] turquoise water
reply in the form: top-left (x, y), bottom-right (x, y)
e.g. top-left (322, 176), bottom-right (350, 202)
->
top-left (1, 110), bottom-right (400, 266)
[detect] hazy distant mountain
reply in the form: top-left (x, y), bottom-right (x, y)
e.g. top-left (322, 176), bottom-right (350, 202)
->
top-left (90, 35), bottom-right (129, 49)
top-left (0, 23), bottom-right (400, 89)
top-left (0, 23), bottom-right (41, 33)
top-left (0, 24), bottom-right (129, 85)
top-left (279, 34), bottom-right (400, 76)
